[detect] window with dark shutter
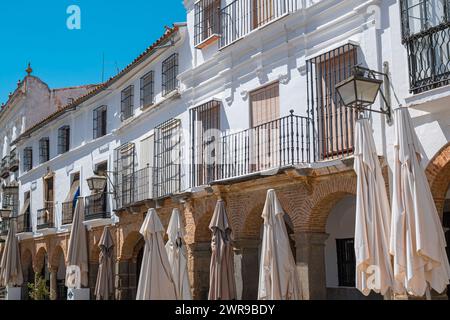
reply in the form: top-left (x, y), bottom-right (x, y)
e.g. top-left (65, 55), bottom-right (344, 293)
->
top-left (121, 85), bottom-right (134, 121)
top-left (23, 147), bottom-right (33, 172)
top-left (140, 71), bottom-right (154, 108)
top-left (58, 126), bottom-right (70, 154)
top-left (194, 0), bottom-right (220, 47)
top-left (39, 137), bottom-right (50, 164)
top-left (162, 54), bottom-right (179, 96)
top-left (93, 105), bottom-right (107, 139)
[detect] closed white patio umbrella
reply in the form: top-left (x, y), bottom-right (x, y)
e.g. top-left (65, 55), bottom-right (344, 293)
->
top-left (208, 200), bottom-right (236, 300)
top-left (354, 118), bottom-right (395, 296)
top-left (0, 219), bottom-right (23, 287)
top-left (166, 208), bottom-right (192, 300)
top-left (94, 226), bottom-right (115, 300)
top-left (258, 189), bottom-right (301, 300)
top-left (136, 208), bottom-right (177, 300)
top-left (390, 107), bottom-right (450, 297)
top-left (65, 197), bottom-right (89, 288)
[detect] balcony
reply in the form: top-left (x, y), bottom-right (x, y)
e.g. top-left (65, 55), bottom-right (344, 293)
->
top-left (115, 166), bottom-right (154, 210)
top-left (85, 193), bottom-right (110, 221)
top-left (17, 213), bottom-right (32, 234)
top-left (0, 156), bottom-right (10, 178)
top-left (37, 203), bottom-right (55, 230)
top-left (219, 0), bottom-right (301, 48)
top-left (9, 149), bottom-right (19, 172)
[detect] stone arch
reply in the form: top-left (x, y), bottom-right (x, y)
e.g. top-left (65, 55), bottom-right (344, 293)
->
top-left (50, 246), bottom-right (65, 268)
top-left (426, 142), bottom-right (450, 218)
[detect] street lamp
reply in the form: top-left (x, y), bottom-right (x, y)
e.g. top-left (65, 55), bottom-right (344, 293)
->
top-left (86, 175), bottom-right (107, 194)
top-left (335, 65), bottom-right (392, 122)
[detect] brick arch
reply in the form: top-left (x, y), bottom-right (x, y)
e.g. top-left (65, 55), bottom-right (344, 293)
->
top-left (21, 248), bottom-right (33, 270)
top-left (120, 231), bottom-right (143, 261)
top-left (302, 173), bottom-right (357, 232)
top-left (240, 202), bottom-right (265, 240)
top-left (49, 245), bottom-right (65, 268)
top-left (191, 197), bottom-right (218, 243)
top-left (426, 142), bottom-right (450, 217)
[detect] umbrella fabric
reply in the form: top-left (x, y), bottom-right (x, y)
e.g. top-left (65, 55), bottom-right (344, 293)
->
top-left (208, 200), bottom-right (236, 300)
top-left (390, 107), bottom-right (450, 296)
top-left (165, 208), bottom-right (192, 300)
top-left (0, 219), bottom-right (23, 287)
top-left (136, 209), bottom-right (177, 300)
top-left (95, 226), bottom-right (115, 300)
top-left (65, 197), bottom-right (89, 288)
top-left (354, 119), bottom-right (395, 296)
top-left (258, 189), bottom-right (301, 300)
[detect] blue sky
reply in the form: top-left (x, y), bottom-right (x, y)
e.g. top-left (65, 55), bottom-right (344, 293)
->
top-left (0, 0), bottom-right (187, 104)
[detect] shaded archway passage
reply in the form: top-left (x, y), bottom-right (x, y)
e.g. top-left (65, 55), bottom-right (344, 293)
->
top-left (117, 231), bottom-right (144, 300)
top-left (34, 247), bottom-right (50, 300)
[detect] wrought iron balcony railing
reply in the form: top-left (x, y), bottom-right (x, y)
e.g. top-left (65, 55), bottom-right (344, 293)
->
top-left (115, 166), bottom-right (154, 210)
top-left (220, 0), bottom-right (301, 48)
top-left (85, 193), bottom-right (110, 221)
top-left (61, 201), bottom-right (75, 225)
top-left (37, 203), bottom-right (54, 230)
top-left (17, 213), bottom-right (32, 234)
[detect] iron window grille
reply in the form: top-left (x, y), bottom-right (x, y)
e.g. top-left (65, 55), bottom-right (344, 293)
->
top-left (57, 126), bottom-right (70, 155)
top-left (121, 85), bottom-right (134, 121)
top-left (400, 0), bottom-right (450, 93)
top-left (153, 119), bottom-right (182, 199)
top-left (306, 43), bottom-right (358, 162)
top-left (194, 0), bottom-right (221, 46)
top-left (93, 105), bottom-right (108, 139)
top-left (162, 53), bottom-right (179, 96)
top-left (23, 147), bottom-right (33, 172)
top-left (140, 71), bottom-right (154, 108)
top-left (39, 137), bottom-right (50, 164)
top-left (190, 100), bottom-right (221, 187)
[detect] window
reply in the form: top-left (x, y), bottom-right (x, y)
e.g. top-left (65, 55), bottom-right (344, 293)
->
top-left (194, 0), bottom-right (220, 47)
top-left (401, 0), bottom-right (450, 93)
top-left (93, 105), bottom-right (107, 139)
top-left (154, 119), bottom-right (181, 198)
top-left (39, 138), bottom-right (50, 164)
top-left (250, 82), bottom-right (280, 127)
top-left (307, 44), bottom-right (358, 161)
top-left (23, 147), bottom-right (33, 172)
top-left (190, 100), bottom-right (220, 186)
top-left (336, 238), bottom-right (356, 287)
top-left (162, 54), bottom-right (179, 96)
top-left (140, 71), bottom-right (154, 108)
top-left (58, 126), bottom-right (70, 154)
top-left (253, 0), bottom-right (275, 28)
top-left (114, 143), bottom-right (136, 208)
top-left (121, 85), bottom-right (134, 121)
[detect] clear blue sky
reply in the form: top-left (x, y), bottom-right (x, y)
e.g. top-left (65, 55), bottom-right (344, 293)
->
top-left (0, 0), bottom-right (187, 104)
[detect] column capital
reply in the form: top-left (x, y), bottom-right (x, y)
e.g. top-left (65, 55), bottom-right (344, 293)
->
top-left (232, 239), bottom-right (260, 250)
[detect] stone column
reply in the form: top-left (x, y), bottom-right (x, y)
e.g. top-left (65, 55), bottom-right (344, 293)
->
top-left (115, 259), bottom-right (131, 300)
top-left (233, 239), bottom-right (260, 300)
top-left (49, 266), bottom-right (58, 301)
top-left (295, 232), bottom-right (329, 300)
top-left (187, 242), bottom-right (211, 300)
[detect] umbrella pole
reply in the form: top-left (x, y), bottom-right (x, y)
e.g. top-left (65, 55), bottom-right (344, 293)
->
top-left (425, 285), bottom-right (432, 300)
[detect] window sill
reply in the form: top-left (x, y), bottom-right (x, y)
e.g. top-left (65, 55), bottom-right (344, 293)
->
top-left (195, 34), bottom-right (220, 50)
